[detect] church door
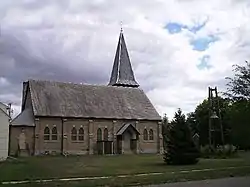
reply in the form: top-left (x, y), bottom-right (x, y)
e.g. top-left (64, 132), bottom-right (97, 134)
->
top-left (97, 141), bottom-right (103, 155)
top-left (117, 135), bottom-right (122, 154)
top-left (130, 139), bottom-right (137, 153)
top-left (104, 141), bottom-right (112, 154)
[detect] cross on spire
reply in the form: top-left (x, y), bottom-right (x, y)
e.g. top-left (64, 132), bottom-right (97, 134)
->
top-left (120, 21), bottom-right (123, 33)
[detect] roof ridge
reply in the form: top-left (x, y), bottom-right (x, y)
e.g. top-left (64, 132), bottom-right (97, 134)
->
top-left (28, 79), bottom-right (142, 90)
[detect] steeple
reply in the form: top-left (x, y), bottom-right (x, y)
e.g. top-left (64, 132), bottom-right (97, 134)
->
top-left (108, 29), bottom-right (139, 88)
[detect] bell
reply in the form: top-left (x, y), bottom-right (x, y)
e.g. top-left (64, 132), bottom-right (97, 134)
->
top-left (210, 111), bottom-right (219, 119)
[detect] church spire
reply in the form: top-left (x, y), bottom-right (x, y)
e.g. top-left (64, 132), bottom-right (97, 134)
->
top-left (108, 28), bottom-right (139, 88)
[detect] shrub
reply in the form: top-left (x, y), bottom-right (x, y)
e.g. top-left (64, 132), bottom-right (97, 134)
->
top-left (200, 144), bottom-right (238, 159)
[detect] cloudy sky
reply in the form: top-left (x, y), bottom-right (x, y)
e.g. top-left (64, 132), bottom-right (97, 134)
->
top-left (1, 0), bottom-right (250, 119)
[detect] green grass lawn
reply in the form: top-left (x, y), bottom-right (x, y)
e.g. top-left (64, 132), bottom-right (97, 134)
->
top-left (1, 152), bottom-right (250, 187)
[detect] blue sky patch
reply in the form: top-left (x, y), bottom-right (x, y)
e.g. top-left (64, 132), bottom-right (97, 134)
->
top-left (165, 23), bottom-right (184, 34)
top-left (197, 55), bottom-right (212, 70)
top-left (164, 19), bottom-right (218, 52)
top-left (190, 35), bottom-right (219, 51)
top-left (165, 19), bottom-right (208, 34)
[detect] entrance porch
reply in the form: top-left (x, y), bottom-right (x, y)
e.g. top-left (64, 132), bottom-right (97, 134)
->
top-left (96, 123), bottom-right (140, 155)
top-left (116, 123), bottom-right (140, 154)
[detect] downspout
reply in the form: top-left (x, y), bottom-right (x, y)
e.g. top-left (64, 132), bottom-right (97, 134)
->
top-left (157, 121), bottom-right (160, 154)
top-left (7, 105), bottom-right (11, 156)
top-left (33, 124), bottom-right (35, 155)
top-left (88, 121), bottom-right (90, 154)
top-left (61, 118), bottom-right (64, 155)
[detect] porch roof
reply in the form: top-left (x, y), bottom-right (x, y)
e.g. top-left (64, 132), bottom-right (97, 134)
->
top-left (116, 123), bottom-right (140, 135)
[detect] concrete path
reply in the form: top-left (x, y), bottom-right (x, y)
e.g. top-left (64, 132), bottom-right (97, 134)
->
top-left (145, 177), bottom-right (250, 187)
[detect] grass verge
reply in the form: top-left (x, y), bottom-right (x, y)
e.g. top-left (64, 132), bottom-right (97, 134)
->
top-left (2, 166), bottom-right (250, 187)
top-left (1, 152), bottom-right (250, 186)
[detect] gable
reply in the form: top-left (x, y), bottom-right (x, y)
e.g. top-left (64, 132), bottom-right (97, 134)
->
top-left (28, 80), bottom-right (161, 121)
top-left (117, 123), bottom-right (140, 135)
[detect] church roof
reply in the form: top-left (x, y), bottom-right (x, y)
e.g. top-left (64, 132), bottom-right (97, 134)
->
top-left (108, 31), bottom-right (139, 87)
top-left (28, 80), bottom-right (161, 121)
top-left (11, 108), bottom-right (34, 126)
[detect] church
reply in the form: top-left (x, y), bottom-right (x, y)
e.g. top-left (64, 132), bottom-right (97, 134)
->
top-left (9, 30), bottom-right (163, 156)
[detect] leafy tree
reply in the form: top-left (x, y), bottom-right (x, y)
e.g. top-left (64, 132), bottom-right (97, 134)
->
top-left (163, 108), bottom-right (199, 165)
top-left (225, 61), bottom-right (250, 101)
top-left (224, 61), bottom-right (250, 149)
top-left (190, 96), bottom-right (250, 150)
top-left (226, 100), bottom-right (250, 150)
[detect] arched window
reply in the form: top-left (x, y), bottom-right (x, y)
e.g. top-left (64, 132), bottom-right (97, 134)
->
top-left (44, 127), bottom-right (50, 140)
top-left (71, 127), bottom-right (77, 141)
top-left (78, 128), bottom-right (84, 141)
top-left (97, 128), bottom-right (102, 141)
top-left (149, 129), bottom-right (154, 140)
top-left (52, 127), bottom-right (58, 140)
top-left (143, 129), bottom-right (148, 140)
top-left (104, 128), bottom-right (108, 141)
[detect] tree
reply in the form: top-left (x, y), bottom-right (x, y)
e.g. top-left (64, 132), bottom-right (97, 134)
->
top-left (225, 61), bottom-right (250, 101)
top-left (186, 112), bottom-right (198, 136)
top-left (162, 114), bottom-right (169, 151)
top-left (224, 61), bottom-right (250, 149)
top-left (191, 96), bottom-right (250, 150)
top-left (226, 100), bottom-right (250, 150)
top-left (163, 108), bottom-right (200, 165)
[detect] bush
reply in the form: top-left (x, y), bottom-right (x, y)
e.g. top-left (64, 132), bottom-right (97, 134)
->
top-left (200, 145), bottom-right (214, 158)
top-left (200, 144), bottom-right (238, 159)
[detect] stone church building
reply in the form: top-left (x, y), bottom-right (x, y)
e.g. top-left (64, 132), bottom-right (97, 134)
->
top-left (9, 30), bottom-right (163, 156)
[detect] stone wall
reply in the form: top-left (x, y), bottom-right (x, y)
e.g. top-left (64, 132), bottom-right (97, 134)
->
top-left (22, 117), bottom-right (162, 155)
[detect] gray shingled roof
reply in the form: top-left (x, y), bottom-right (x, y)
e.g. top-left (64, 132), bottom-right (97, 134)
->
top-left (108, 31), bottom-right (139, 87)
top-left (28, 80), bottom-right (161, 120)
top-left (11, 108), bottom-right (34, 126)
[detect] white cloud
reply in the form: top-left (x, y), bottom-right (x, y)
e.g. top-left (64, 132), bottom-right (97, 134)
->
top-left (1, 0), bottom-right (250, 119)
